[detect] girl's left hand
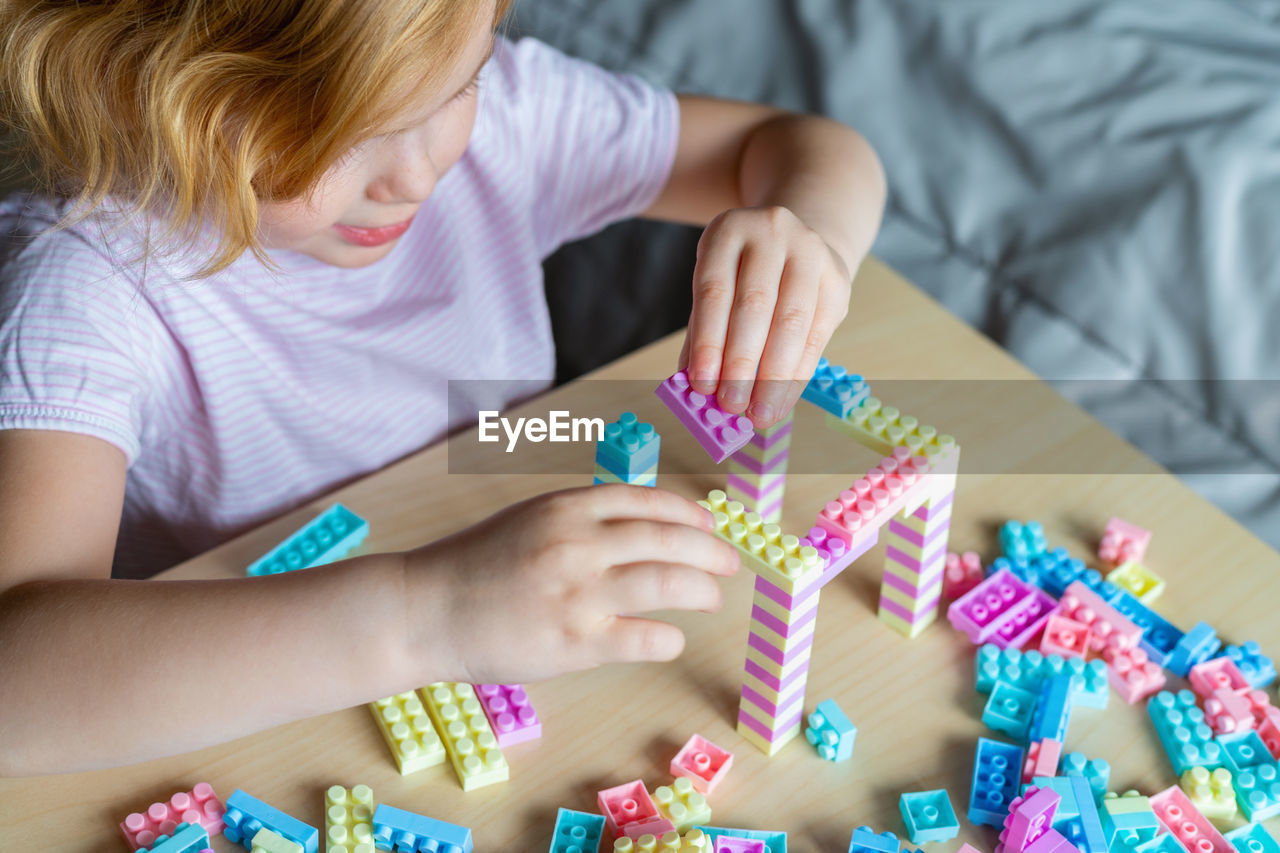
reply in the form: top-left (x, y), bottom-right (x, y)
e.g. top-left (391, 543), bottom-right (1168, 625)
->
top-left (678, 204), bottom-right (854, 429)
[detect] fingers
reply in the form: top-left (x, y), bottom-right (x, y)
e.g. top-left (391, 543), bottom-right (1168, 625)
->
top-left (602, 518), bottom-right (740, 578)
top-left (718, 242), bottom-right (782, 415)
top-left (577, 484), bottom-right (713, 531)
top-left (601, 616), bottom-right (686, 663)
top-left (686, 224), bottom-right (740, 396)
top-left (749, 251), bottom-right (820, 427)
top-left (606, 560), bottom-right (725, 615)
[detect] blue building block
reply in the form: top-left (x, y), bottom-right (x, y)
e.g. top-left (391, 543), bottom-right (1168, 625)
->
top-left (899, 790), bottom-right (959, 844)
top-left (1225, 822), bottom-right (1280, 853)
top-left (1234, 765), bottom-right (1280, 823)
top-left (969, 737), bottom-right (1024, 828)
top-left (372, 803), bottom-right (472, 853)
top-left (847, 826), bottom-right (901, 853)
top-left (1028, 674), bottom-right (1073, 743)
top-left (1106, 588), bottom-right (1184, 667)
top-left (983, 682), bottom-right (1036, 740)
top-left (1167, 622), bottom-right (1222, 678)
top-left (549, 808), bottom-right (605, 853)
top-left (1101, 794), bottom-right (1159, 850)
top-left (1028, 777), bottom-right (1079, 821)
top-left (990, 554), bottom-right (1041, 587)
top-left (1061, 752), bottom-right (1111, 803)
top-left (1068, 776), bottom-right (1108, 853)
top-left (247, 503), bottom-right (369, 576)
top-left (1219, 731), bottom-right (1274, 775)
top-left (1030, 548), bottom-right (1090, 597)
top-left (594, 412), bottom-right (661, 479)
top-left (1220, 642), bottom-right (1277, 690)
top-left (1147, 691), bottom-right (1224, 775)
top-left (805, 698), bottom-right (856, 762)
top-left (974, 646), bottom-right (1109, 710)
top-left (1135, 834), bottom-right (1192, 853)
top-left (801, 358), bottom-right (870, 419)
top-left (136, 822), bottom-right (211, 853)
top-left (999, 520), bottom-right (1048, 561)
top-left (222, 789), bottom-right (318, 853)
top-left (695, 826), bottom-right (788, 853)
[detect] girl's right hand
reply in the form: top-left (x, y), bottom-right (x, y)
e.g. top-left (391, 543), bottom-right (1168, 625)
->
top-left (402, 484), bottom-right (740, 686)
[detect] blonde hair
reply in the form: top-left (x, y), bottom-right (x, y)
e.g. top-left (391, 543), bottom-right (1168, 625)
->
top-left (0, 0), bottom-right (511, 279)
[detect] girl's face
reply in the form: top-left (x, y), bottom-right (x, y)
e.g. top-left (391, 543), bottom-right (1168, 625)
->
top-left (256, 13), bottom-right (494, 268)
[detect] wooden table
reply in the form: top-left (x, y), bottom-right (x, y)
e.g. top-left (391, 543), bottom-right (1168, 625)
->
top-left (7, 258), bottom-right (1278, 852)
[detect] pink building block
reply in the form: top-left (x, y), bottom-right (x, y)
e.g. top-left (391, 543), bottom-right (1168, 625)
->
top-left (1251, 698), bottom-right (1280, 759)
top-left (944, 551), bottom-right (984, 600)
top-left (1023, 740), bottom-right (1063, 784)
top-left (814, 451), bottom-right (934, 548)
top-left (654, 370), bottom-right (755, 463)
top-left (1040, 614), bottom-right (1089, 659)
top-left (1149, 785), bottom-right (1232, 853)
top-left (1104, 644), bottom-right (1167, 704)
top-left (1099, 517), bottom-right (1151, 565)
top-left (1203, 687), bottom-right (1256, 735)
top-left (474, 683), bottom-right (541, 747)
top-left (714, 838), bottom-right (767, 853)
top-left (597, 779), bottom-right (674, 840)
top-left (1057, 581), bottom-right (1142, 653)
top-left (120, 783), bottom-right (225, 850)
top-left (958, 845), bottom-right (988, 853)
top-left (946, 568), bottom-right (1056, 649)
top-left (1189, 657), bottom-right (1251, 700)
top-left (671, 733), bottom-right (734, 794)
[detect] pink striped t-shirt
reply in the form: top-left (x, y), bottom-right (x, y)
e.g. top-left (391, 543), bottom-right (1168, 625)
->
top-left (0, 37), bottom-right (680, 578)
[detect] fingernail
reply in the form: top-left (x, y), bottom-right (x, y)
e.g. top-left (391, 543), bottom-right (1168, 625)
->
top-left (722, 386), bottom-right (747, 409)
top-left (692, 369), bottom-right (717, 392)
top-left (748, 401), bottom-right (774, 426)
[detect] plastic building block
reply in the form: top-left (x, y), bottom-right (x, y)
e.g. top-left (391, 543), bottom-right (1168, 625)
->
top-left (593, 462), bottom-right (656, 487)
top-left (984, 682), bottom-right (1037, 740)
top-left (419, 682), bottom-right (509, 791)
top-left (596, 412), bottom-right (661, 479)
top-left (1180, 767), bottom-right (1237, 824)
top-left (805, 698), bottom-right (856, 761)
top-left (715, 838), bottom-right (767, 853)
top-left (998, 786), bottom-right (1059, 853)
top-left (135, 822), bottom-right (211, 853)
top-left (1218, 730), bottom-right (1274, 774)
top-left (1148, 691), bottom-right (1225, 774)
top-left (1190, 658), bottom-right (1252, 700)
top-left (252, 829), bottom-right (303, 853)
top-left (1061, 753), bottom-right (1111, 803)
top-left (1105, 644), bottom-right (1167, 704)
top-left (612, 831), bottom-right (712, 852)
top-left (1105, 562), bottom-right (1165, 604)
top-left (971, 737), bottom-right (1026, 827)
top-left (847, 826), bottom-right (901, 853)
top-left (1065, 776), bottom-right (1108, 853)
top-left (1098, 518), bottom-right (1151, 565)
top-left (1220, 642), bottom-right (1277, 690)
top-left (1233, 765), bottom-right (1280, 822)
top-left (813, 449), bottom-right (936, 548)
top-left (695, 826), bottom-right (787, 853)
top-left (1000, 521), bottom-right (1048, 562)
top-left (655, 777), bottom-right (713, 833)
top-left (1029, 551), bottom-right (1089, 599)
top-left (671, 733), bottom-right (734, 795)
top-left (1028, 675), bottom-right (1073, 744)
top-left (948, 569), bottom-right (1055, 649)
top-left (1101, 791), bottom-right (1159, 850)
top-left (1105, 587), bottom-right (1184, 667)
top-left (1134, 835), bottom-right (1190, 853)
top-left (1225, 824), bottom-right (1280, 853)
top-left (247, 503), bottom-right (368, 575)
top-left (222, 790), bottom-right (318, 853)
top-left (1204, 688), bottom-right (1256, 736)
top-left (973, 645), bottom-right (1109, 710)
top-left (599, 779), bottom-right (675, 840)
top-left (1023, 740), bottom-right (1062, 784)
top-left (122, 783), bottom-right (226, 850)
top-left (1040, 615), bottom-right (1089, 659)
top-left (899, 790), bottom-right (959, 844)
top-left (324, 785), bottom-right (373, 853)
top-left (826, 396), bottom-right (958, 463)
top-left (474, 683), bottom-right (541, 748)
top-left (1057, 582), bottom-right (1142, 654)
top-left (956, 846), bottom-right (985, 853)
top-left (370, 803), bottom-right (472, 853)
top-left (944, 551), bottom-right (984, 600)
top-left (1167, 623), bottom-right (1223, 679)
top-left (1253, 699), bottom-right (1280, 760)
top-left (549, 808), bottom-right (606, 853)
top-left (802, 358), bottom-right (870, 418)
top-left (368, 691), bottom-right (447, 775)
top-left (701, 490), bottom-right (826, 596)
top-left (655, 370), bottom-right (755, 463)
top-left (1149, 785), bottom-right (1231, 853)
top-left (1028, 777), bottom-right (1078, 820)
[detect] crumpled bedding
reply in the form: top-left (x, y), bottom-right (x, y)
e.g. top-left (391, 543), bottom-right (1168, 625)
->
top-left (516, 0), bottom-right (1280, 546)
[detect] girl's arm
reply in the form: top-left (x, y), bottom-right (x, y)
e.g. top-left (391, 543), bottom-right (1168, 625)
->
top-left (643, 95), bottom-right (887, 428)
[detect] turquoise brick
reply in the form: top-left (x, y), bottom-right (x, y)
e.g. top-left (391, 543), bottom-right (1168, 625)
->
top-left (247, 503), bottom-right (368, 576)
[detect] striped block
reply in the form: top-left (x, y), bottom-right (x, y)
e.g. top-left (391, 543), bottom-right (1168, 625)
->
top-left (593, 462), bottom-right (657, 486)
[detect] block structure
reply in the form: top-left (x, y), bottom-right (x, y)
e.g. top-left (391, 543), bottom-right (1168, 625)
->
top-left (695, 826), bottom-right (787, 853)
top-left (727, 412), bottom-right (793, 523)
top-left (247, 504), bottom-right (368, 575)
top-left (419, 683), bottom-right (509, 791)
top-left (594, 411), bottom-right (660, 486)
top-left (121, 782), bottom-right (225, 850)
top-left (1218, 642), bottom-right (1277, 689)
top-left (324, 785), bottom-right (374, 853)
top-left (655, 370), bottom-right (755, 463)
top-left (1148, 691), bottom-right (1225, 774)
top-left (473, 683), bottom-right (541, 747)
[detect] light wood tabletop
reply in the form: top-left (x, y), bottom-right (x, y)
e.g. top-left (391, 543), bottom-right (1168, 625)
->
top-left (6, 257), bottom-right (1278, 852)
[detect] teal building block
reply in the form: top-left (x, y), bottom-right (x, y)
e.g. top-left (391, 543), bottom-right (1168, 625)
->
top-left (899, 790), bottom-right (959, 844)
top-left (1234, 765), bottom-right (1280, 822)
top-left (973, 645), bottom-right (1108, 710)
top-left (1219, 642), bottom-right (1277, 689)
top-left (594, 412), bottom-right (660, 479)
top-left (1028, 777), bottom-right (1079, 821)
top-left (1066, 776), bottom-right (1108, 853)
top-left (372, 804), bottom-right (471, 853)
top-left (247, 503), bottom-right (368, 576)
top-left (999, 520), bottom-right (1047, 561)
top-left (136, 822), bottom-right (211, 853)
top-left (549, 808), bottom-right (605, 853)
top-left (1061, 752), bottom-right (1111, 803)
top-left (222, 789), bottom-right (318, 853)
top-left (1147, 691), bottom-right (1224, 775)
top-left (1135, 834), bottom-right (1193, 853)
top-left (983, 682), bottom-right (1036, 740)
top-left (805, 698), bottom-right (856, 762)
top-left (1225, 823), bottom-right (1280, 853)
top-left (1028, 674), bottom-right (1073, 743)
top-left (1218, 731), bottom-right (1275, 775)
top-left (847, 826), bottom-right (901, 853)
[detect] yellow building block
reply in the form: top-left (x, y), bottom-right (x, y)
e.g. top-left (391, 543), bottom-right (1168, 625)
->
top-left (699, 490), bottom-right (824, 595)
top-left (744, 643), bottom-right (812, 681)
top-left (1106, 561), bottom-right (1165, 604)
top-left (877, 605), bottom-right (936, 638)
top-left (324, 784), bottom-right (374, 853)
top-left (736, 715), bottom-right (801, 756)
top-left (751, 588), bottom-right (820, 625)
top-left (613, 829), bottom-right (711, 851)
top-left (251, 828), bottom-right (303, 853)
top-left (654, 777), bottom-right (712, 833)
top-left (419, 682), bottom-right (509, 791)
top-left (1181, 767), bottom-right (1237, 825)
top-left (823, 397), bottom-right (957, 461)
top-left (879, 582), bottom-right (942, 615)
top-left (367, 692), bottom-right (446, 774)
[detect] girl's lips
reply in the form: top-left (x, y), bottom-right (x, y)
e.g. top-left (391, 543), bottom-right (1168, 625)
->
top-left (333, 215), bottom-right (415, 247)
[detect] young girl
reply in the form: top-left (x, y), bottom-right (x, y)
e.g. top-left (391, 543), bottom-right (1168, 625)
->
top-left (0, 0), bottom-right (884, 775)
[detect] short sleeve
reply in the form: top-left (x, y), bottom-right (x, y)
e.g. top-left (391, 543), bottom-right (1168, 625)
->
top-left (0, 198), bottom-right (154, 463)
top-left (484, 37), bottom-right (680, 256)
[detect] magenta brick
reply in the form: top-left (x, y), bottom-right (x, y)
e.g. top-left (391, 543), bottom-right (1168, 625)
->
top-left (474, 683), bottom-right (541, 748)
top-left (947, 568), bottom-right (1055, 648)
top-left (655, 370), bottom-right (755, 463)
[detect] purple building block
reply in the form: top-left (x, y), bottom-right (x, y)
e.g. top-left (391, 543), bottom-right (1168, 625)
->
top-left (947, 568), bottom-right (1055, 649)
top-left (474, 684), bottom-right (541, 748)
top-left (655, 370), bottom-right (755, 463)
